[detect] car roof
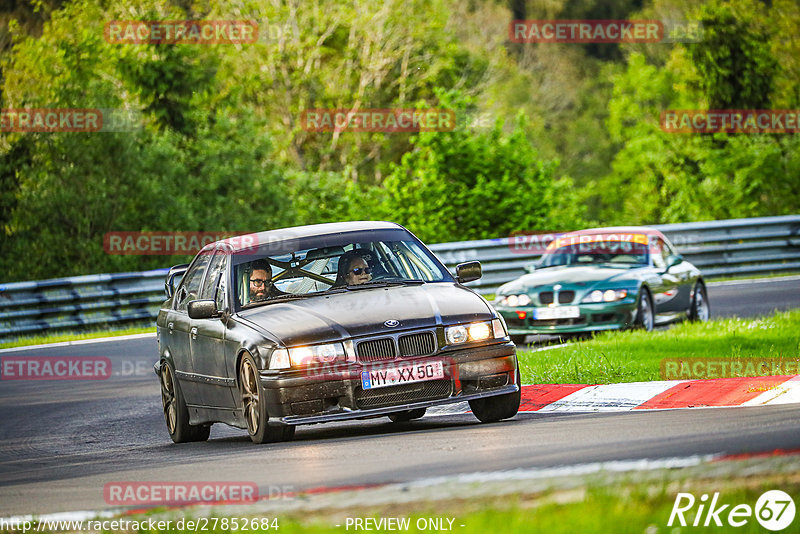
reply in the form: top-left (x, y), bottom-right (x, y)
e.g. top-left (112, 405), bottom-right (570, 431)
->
top-left (559, 226), bottom-right (666, 239)
top-left (203, 221), bottom-right (405, 252)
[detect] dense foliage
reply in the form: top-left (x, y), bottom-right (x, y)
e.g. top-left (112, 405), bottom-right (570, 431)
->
top-left (0, 0), bottom-right (798, 280)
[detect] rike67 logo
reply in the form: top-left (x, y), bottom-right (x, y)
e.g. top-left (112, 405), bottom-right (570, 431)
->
top-left (668, 490), bottom-right (796, 531)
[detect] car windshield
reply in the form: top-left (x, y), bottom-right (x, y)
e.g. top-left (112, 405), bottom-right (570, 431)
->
top-left (232, 228), bottom-right (451, 307)
top-left (539, 233), bottom-right (650, 267)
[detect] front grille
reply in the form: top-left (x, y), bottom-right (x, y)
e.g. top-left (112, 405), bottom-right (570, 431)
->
top-left (558, 291), bottom-right (575, 304)
top-left (355, 379), bottom-right (452, 409)
top-left (530, 317), bottom-right (586, 326)
top-left (398, 332), bottom-right (436, 357)
top-left (539, 291), bottom-right (554, 304)
top-left (356, 337), bottom-right (396, 362)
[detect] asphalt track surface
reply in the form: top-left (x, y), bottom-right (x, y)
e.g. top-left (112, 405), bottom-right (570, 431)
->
top-left (0, 277), bottom-right (798, 516)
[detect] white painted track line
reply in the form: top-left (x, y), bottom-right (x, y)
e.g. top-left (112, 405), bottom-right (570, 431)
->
top-left (0, 332), bottom-right (156, 353)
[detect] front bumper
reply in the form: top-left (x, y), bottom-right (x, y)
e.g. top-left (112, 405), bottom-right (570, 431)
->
top-left (497, 301), bottom-right (637, 334)
top-left (259, 342), bottom-right (518, 425)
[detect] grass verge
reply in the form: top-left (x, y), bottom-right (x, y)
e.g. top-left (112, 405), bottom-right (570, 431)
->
top-left (0, 324), bottom-right (156, 350)
top-left (517, 309), bottom-right (800, 384)
top-left (13, 467), bottom-right (800, 534)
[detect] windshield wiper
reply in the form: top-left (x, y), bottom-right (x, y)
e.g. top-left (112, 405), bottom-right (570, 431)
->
top-left (345, 279), bottom-right (425, 290)
top-left (262, 293), bottom-right (314, 303)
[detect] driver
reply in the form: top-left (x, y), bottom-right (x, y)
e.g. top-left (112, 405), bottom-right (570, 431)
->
top-left (248, 259), bottom-right (283, 302)
top-left (334, 249), bottom-right (373, 286)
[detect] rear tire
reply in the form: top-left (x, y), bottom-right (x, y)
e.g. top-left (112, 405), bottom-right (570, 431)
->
top-left (469, 369), bottom-right (521, 423)
top-left (160, 360), bottom-right (210, 443)
top-left (388, 408), bottom-right (427, 422)
top-left (689, 282), bottom-right (710, 322)
top-left (239, 354), bottom-right (295, 444)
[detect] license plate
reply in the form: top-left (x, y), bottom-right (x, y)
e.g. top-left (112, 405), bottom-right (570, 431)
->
top-left (533, 306), bottom-right (580, 320)
top-left (361, 360), bottom-right (445, 390)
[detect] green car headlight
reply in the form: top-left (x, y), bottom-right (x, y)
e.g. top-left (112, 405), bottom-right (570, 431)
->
top-left (582, 289), bottom-right (628, 303)
top-left (497, 294), bottom-right (531, 307)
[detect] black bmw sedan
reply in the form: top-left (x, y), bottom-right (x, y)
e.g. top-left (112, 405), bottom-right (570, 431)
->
top-left (155, 221), bottom-right (520, 444)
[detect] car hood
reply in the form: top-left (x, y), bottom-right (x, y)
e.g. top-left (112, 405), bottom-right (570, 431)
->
top-left (235, 283), bottom-right (493, 346)
top-left (498, 265), bottom-right (642, 294)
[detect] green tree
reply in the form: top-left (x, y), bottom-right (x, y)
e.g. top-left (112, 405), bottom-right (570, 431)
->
top-left (381, 106), bottom-right (582, 243)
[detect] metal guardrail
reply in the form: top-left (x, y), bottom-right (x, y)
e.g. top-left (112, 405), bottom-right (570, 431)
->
top-left (1, 215), bottom-right (799, 339)
top-left (430, 215), bottom-right (800, 293)
top-left (0, 270), bottom-right (168, 339)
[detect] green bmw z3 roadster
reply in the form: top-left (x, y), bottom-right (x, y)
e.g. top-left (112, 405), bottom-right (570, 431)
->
top-left (493, 227), bottom-right (709, 343)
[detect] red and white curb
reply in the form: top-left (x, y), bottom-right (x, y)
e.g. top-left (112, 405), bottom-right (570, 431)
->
top-left (426, 375), bottom-right (800, 416)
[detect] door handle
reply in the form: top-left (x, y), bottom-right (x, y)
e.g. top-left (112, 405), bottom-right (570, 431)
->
top-left (191, 327), bottom-right (198, 340)
top-left (168, 322), bottom-right (174, 334)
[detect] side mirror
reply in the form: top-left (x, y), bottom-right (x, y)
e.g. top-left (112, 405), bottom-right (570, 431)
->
top-left (188, 299), bottom-right (219, 320)
top-left (456, 261), bottom-right (482, 284)
top-left (165, 263), bottom-right (189, 298)
top-left (666, 254), bottom-right (683, 270)
top-left (524, 261), bottom-right (538, 273)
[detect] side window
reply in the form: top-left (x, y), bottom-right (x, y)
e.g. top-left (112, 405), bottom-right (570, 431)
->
top-left (200, 250), bottom-right (228, 307)
top-left (650, 237), bottom-right (668, 270)
top-left (175, 253), bottom-right (212, 312)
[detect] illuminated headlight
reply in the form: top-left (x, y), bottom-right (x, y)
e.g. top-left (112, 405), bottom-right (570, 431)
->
top-left (582, 289), bottom-right (628, 303)
top-left (468, 322), bottom-right (491, 341)
top-left (446, 320), bottom-right (503, 345)
top-left (497, 294), bottom-right (530, 307)
top-left (269, 343), bottom-right (346, 369)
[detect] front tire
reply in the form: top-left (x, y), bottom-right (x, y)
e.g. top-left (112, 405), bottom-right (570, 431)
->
top-left (689, 282), bottom-right (710, 322)
top-left (160, 360), bottom-right (210, 443)
top-left (469, 369), bottom-right (521, 423)
top-left (634, 288), bottom-right (654, 332)
top-left (239, 354), bottom-right (295, 444)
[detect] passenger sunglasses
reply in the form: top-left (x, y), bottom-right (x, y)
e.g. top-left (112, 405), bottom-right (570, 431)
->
top-left (350, 267), bottom-right (371, 276)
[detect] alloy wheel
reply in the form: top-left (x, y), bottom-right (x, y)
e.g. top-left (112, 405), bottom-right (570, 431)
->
top-left (240, 358), bottom-right (261, 435)
top-left (160, 363), bottom-right (177, 434)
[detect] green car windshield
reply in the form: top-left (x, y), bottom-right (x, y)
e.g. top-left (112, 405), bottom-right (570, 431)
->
top-left (539, 235), bottom-right (650, 267)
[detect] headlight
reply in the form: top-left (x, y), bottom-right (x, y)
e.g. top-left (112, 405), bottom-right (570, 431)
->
top-left (446, 320), bottom-right (504, 345)
top-left (582, 289), bottom-right (628, 303)
top-left (445, 325), bottom-right (468, 344)
top-left (496, 294), bottom-right (530, 307)
top-left (269, 343), bottom-right (347, 369)
top-left (269, 348), bottom-right (290, 369)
